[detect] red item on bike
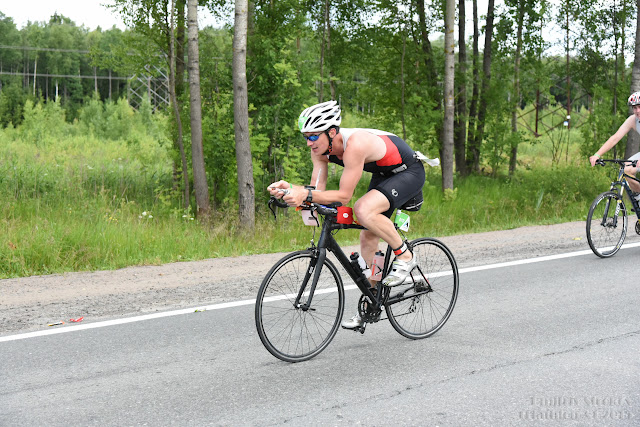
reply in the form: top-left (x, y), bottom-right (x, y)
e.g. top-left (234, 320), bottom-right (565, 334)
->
top-left (336, 206), bottom-right (353, 224)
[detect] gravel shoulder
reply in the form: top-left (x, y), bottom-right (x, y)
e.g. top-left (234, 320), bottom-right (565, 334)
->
top-left (2, 220), bottom-right (635, 336)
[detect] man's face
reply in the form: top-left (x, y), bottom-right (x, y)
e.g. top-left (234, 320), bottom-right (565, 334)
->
top-left (304, 132), bottom-right (325, 153)
top-left (633, 104), bottom-right (640, 117)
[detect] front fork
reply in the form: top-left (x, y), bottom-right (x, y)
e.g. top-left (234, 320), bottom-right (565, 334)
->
top-left (295, 247), bottom-right (326, 311)
top-left (601, 183), bottom-right (626, 227)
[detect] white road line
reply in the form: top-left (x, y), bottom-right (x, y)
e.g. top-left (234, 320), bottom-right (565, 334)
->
top-left (3, 241), bottom-right (640, 343)
top-left (0, 300), bottom-right (254, 343)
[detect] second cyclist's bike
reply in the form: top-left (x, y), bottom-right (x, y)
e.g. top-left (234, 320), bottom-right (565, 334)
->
top-left (586, 158), bottom-right (640, 258)
top-left (255, 197), bottom-right (459, 362)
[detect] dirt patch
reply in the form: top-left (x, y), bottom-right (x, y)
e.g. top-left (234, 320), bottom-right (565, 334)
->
top-left (2, 221), bottom-right (635, 336)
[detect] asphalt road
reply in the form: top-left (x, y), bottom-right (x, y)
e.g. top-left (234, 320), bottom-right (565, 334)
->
top-left (1, 246), bottom-right (639, 426)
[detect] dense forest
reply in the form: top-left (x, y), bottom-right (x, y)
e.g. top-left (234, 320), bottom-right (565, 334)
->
top-left (0, 0), bottom-right (638, 229)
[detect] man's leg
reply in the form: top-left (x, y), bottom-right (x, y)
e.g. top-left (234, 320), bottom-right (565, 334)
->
top-left (341, 191), bottom-right (394, 330)
top-left (360, 230), bottom-right (379, 270)
top-left (354, 190), bottom-right (419, 286)
top-left (360, 229), bottom-right (382, 288)
top-left (354, 190), bottom-right (411, 262)
top-left (626, 153), bottom-right (640, 193)
top-left (342, 190), bottom-right (415, 329)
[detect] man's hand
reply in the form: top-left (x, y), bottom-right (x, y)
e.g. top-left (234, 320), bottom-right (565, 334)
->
top-left (268, 181), bottom-right (305, 207)
top-left (267, 180), bottom-right (290, 197)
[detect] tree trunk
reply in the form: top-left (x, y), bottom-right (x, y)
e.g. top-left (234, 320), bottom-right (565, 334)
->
top-left (187, 0), bottom-right (211, 218)
top-left (233, 0), bottom-right (256, 229)
top-left (472, 0), bottom-right (495, 170)
top-left (454, 0), bottom-right (467, 176)
top-left (626, 0), bottom-right (640, 158)
top-left (401, 25), bottom-right (407, 141)
top-left (33, 55), bottom-right (37, 96)
top-left (327, 1), bottom-right (336, 100)
top-left (176, 0), bottom-right (186, 97)
top-left (509, 1), bottom-right (525, 175)
top-left (466, 0), bottom-right (480, 172)
top-left (319, 0), bottom-right (329, 103)
top-left (442, 0), bottom-right (455, 191)
top-left (170, 0), bottom-right (190, 209)
top-left (416, 0), bottom-right (437, 85)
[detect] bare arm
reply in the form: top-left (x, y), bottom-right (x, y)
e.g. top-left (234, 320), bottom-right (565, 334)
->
top-left (304, 148), bottom-right (364, 206)
top-left (267, 152), bottom-right (337, 207)
top-left (589, 115), bottom-right (636, 166)
top-left (268, 132), bottom-right (376, 207)
top-left (309, 154), bottom-right (329, 191)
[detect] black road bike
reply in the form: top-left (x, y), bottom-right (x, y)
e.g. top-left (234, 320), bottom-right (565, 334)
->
top-left (586, 158), bottom-right (640, 258)
top-left (255, 197), bottom-right (459, 362)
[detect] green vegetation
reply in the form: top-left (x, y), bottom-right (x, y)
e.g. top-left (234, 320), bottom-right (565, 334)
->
top-left (0, 101), bottom-right (613, 278)
top-left (0, 4), bottom-right (634, 278)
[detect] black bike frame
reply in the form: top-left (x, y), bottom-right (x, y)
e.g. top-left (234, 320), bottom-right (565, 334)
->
top-left (295, 208), bottom-right (379, 311)
top-left (606, 160), bottom-right (640, 215)
top-left (294, 204), bottom-right (431, 312)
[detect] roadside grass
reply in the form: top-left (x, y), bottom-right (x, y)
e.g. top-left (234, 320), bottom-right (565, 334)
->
top-left (0, 121), bottom-right (615, 279)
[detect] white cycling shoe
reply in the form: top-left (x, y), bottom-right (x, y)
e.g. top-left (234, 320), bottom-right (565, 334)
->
top-left (382, 255), bottom-right (418, 287)
top-left (341, 313), bottom-right (364, 329)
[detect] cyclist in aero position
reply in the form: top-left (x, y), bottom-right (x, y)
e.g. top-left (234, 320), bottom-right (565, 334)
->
top-left (589, 91), bottom-right (640, 194)
top-left (268, 100), bottom-right (426, 329)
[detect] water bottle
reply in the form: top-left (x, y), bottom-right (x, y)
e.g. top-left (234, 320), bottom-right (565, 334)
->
top-left (371, 250), bottom-right (385, 281)
top-left (350, 252), bottom-right (371, 278)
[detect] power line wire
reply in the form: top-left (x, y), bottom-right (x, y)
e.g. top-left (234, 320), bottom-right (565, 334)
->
top-left (0, 71), bottom-right (130, 80)
top-left (0, 44), bottom-right (90, 54)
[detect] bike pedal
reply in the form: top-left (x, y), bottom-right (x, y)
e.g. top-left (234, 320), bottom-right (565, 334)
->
top-left (341, 324), bottom-right (366, 332)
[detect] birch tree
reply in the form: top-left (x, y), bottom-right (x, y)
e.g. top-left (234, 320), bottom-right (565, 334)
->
top-left (469, 0), bottom-right (496, 171)
top-left (169, 0), bottom-right (190, 209)
top-left (509, 0), bottom-right (525, 175)
top-left (626, 0), bottom-right (640, 158)
top-left (233, 0), bottom-right (255, 229)
top-left (454, 0), bottom-right (468, 176)
top-left (442, 0), bottom-right (455, 191)
top-left (467, 0), bottom-right (480, 171)
top-left (187, 0), bottom-right (210, 218)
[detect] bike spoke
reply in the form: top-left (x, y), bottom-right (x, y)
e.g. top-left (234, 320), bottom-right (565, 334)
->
top-left (386, 238), bottom-right (458, 339)
top-left (586, 192), bottom-right (627, 258)
top-left (256, 251), bottom-right (343, 362)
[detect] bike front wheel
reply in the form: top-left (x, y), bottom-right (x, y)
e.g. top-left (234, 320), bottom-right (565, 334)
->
top-left (255, 250), bottom-right (344, 362)
top-left (386, 238), bottom-right (459, 339)
top-left (586, 191), bottom-right (628, 258)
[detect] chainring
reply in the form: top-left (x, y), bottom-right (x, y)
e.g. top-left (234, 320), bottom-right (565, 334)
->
top-left (357, 286), bottom-right (389, 323)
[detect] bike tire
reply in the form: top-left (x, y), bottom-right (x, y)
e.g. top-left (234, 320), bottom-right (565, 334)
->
top-left (586, 191), bottom-right (628, 258)
top-left (255, 250), bottom-right (344, 362)
top-left (386, 238), bottom-right (459, 339)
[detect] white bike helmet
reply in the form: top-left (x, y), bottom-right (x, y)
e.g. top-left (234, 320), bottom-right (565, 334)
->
top-left (298, 101), bottom-right (342, 133)
top-left (628, 91), bottom-right (640, 106)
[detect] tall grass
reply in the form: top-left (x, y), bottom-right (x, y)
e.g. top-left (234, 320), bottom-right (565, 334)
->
top-left (0, 101), bottom-right (615, 278)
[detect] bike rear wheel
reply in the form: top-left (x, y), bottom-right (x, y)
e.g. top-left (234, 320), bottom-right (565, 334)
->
top-left (386, 238), bottom-right (458, 339)
top-left (255, 250), bottom-right (344, 362)
top-left (586, 191), bottom-right (628, 258)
